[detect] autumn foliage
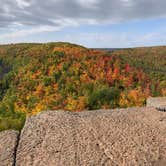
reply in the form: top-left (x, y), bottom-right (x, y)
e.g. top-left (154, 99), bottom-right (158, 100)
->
top-left (0, 42), bottom-right (165, 130)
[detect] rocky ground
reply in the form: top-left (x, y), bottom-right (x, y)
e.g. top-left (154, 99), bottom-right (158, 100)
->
top-left (1, 107), bottom-right (165, 166)
top-left (0, 130), bottom-right (19, 166)
top-left (147, 97), bottom-right (166, 111)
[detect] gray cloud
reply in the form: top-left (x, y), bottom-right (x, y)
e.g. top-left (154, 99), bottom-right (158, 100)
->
top-left (0, 0), bottom-right (166, 29)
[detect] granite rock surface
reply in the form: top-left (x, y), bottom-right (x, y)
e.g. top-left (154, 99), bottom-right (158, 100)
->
top-left (15, 107), bottom-right (166, 166)
top-left (0, 130), bottom-right (19, 166)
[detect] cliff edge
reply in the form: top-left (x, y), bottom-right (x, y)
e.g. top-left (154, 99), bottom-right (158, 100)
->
top-left (0, 106), bottom-right (166, 165)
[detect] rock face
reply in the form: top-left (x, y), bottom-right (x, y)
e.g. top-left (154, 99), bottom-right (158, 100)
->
top-left (0, 107), bottom-right (166, 166)
top-left (16, 107), bottom-right (166, 166)
top-left (147, 97), bottom-right (166, 111)
top-left (0, 130), bottom-right (19, 166)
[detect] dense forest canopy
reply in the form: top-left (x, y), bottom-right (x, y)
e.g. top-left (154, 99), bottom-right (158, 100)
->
top-left (0, 42), bottom-right (165, 131)
top-left (112, 46), bottom-right (166, 81)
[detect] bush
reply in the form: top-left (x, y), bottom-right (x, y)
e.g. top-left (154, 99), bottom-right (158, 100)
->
top-left (43, 76), bottom-right (53, 86)
top-left (0, 97), bottom-right (26, 131)
top-left (54, 51), bottom-right (65, 58)
top-left (0, 115), bottom-right (25, 131)
top-left (88, 87), bottom-right (120, 110)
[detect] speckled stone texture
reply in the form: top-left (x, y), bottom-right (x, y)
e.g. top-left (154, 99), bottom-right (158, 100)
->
top-left (16, 107), bottom-right (166, 166)
top-left (147, 97), bottom-right (166, 111)
top-left (0, 130), bottom-right (19, 166)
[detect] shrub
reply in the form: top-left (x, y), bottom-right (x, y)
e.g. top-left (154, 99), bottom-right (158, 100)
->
top-left (88, 87), bottom-right (120, 110)
top-left (43, 76), bottom-right (53, 86)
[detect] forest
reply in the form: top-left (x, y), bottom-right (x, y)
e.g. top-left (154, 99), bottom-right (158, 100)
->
top-left (0, 43), bottom-right (165, 131)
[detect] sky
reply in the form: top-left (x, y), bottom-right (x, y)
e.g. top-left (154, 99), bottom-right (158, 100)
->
top-left (0, 0), bottom-right (166, 48)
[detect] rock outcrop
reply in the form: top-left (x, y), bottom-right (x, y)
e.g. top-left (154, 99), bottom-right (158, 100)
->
top-left (16, 107), bottom-right (166, 166)
top-left (0, 107), bottom-right (166, 166)
top-left (147, 97), bottom-right (166, 111)
top-left (0, 130), bottom-right (19, 166)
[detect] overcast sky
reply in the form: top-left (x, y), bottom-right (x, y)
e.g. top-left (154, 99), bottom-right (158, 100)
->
top-left (0, 0), bottom-right (166, 47)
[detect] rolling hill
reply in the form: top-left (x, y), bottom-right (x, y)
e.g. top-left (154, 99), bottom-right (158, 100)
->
top-left (0, 42), bottom-right (165, 131)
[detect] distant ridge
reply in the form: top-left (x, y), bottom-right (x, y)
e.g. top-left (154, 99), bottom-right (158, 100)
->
top-left (92, 48), bottom-right (123, 51)
top-left (93, 45), bottom-right (166, 51)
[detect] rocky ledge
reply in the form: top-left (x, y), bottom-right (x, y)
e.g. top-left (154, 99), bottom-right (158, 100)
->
top-left (147, 97), bottom-right (166, 111)
top-left (0, 130), bottom-right (19, 166)
top-left (0, 107), bottom-right (166, 166)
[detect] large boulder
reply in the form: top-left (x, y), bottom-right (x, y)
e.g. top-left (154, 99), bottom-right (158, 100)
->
top-left (16, 107), bottom-right (166, 166)
top-left (147, 97), bottom-right (166, 111)
top-left (0, 130), bottom-right (19, 166)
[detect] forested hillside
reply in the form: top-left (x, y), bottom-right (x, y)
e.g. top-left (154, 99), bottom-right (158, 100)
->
top-left (112, 46), bottom-right (166, 90)
top-left (0, 43), bottom-right (165, 131)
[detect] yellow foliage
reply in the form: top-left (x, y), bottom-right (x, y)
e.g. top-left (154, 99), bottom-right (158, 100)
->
top-left (65, 96), bottom-right (87, 111)
top-left (34, 84), bottom-right (44, 97)
top-left (31, 103), bottom-right (46, 115)
top-left (161, 88), bottom-right (166, 96)
top-left (76, 96), bottom-right (87, 111)
top-left (119, 89), bottom-right (147, 107)
top-left (65, 96), bottom-right (78, 111)
top-left (15, 103), bottom-right (27, 114)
